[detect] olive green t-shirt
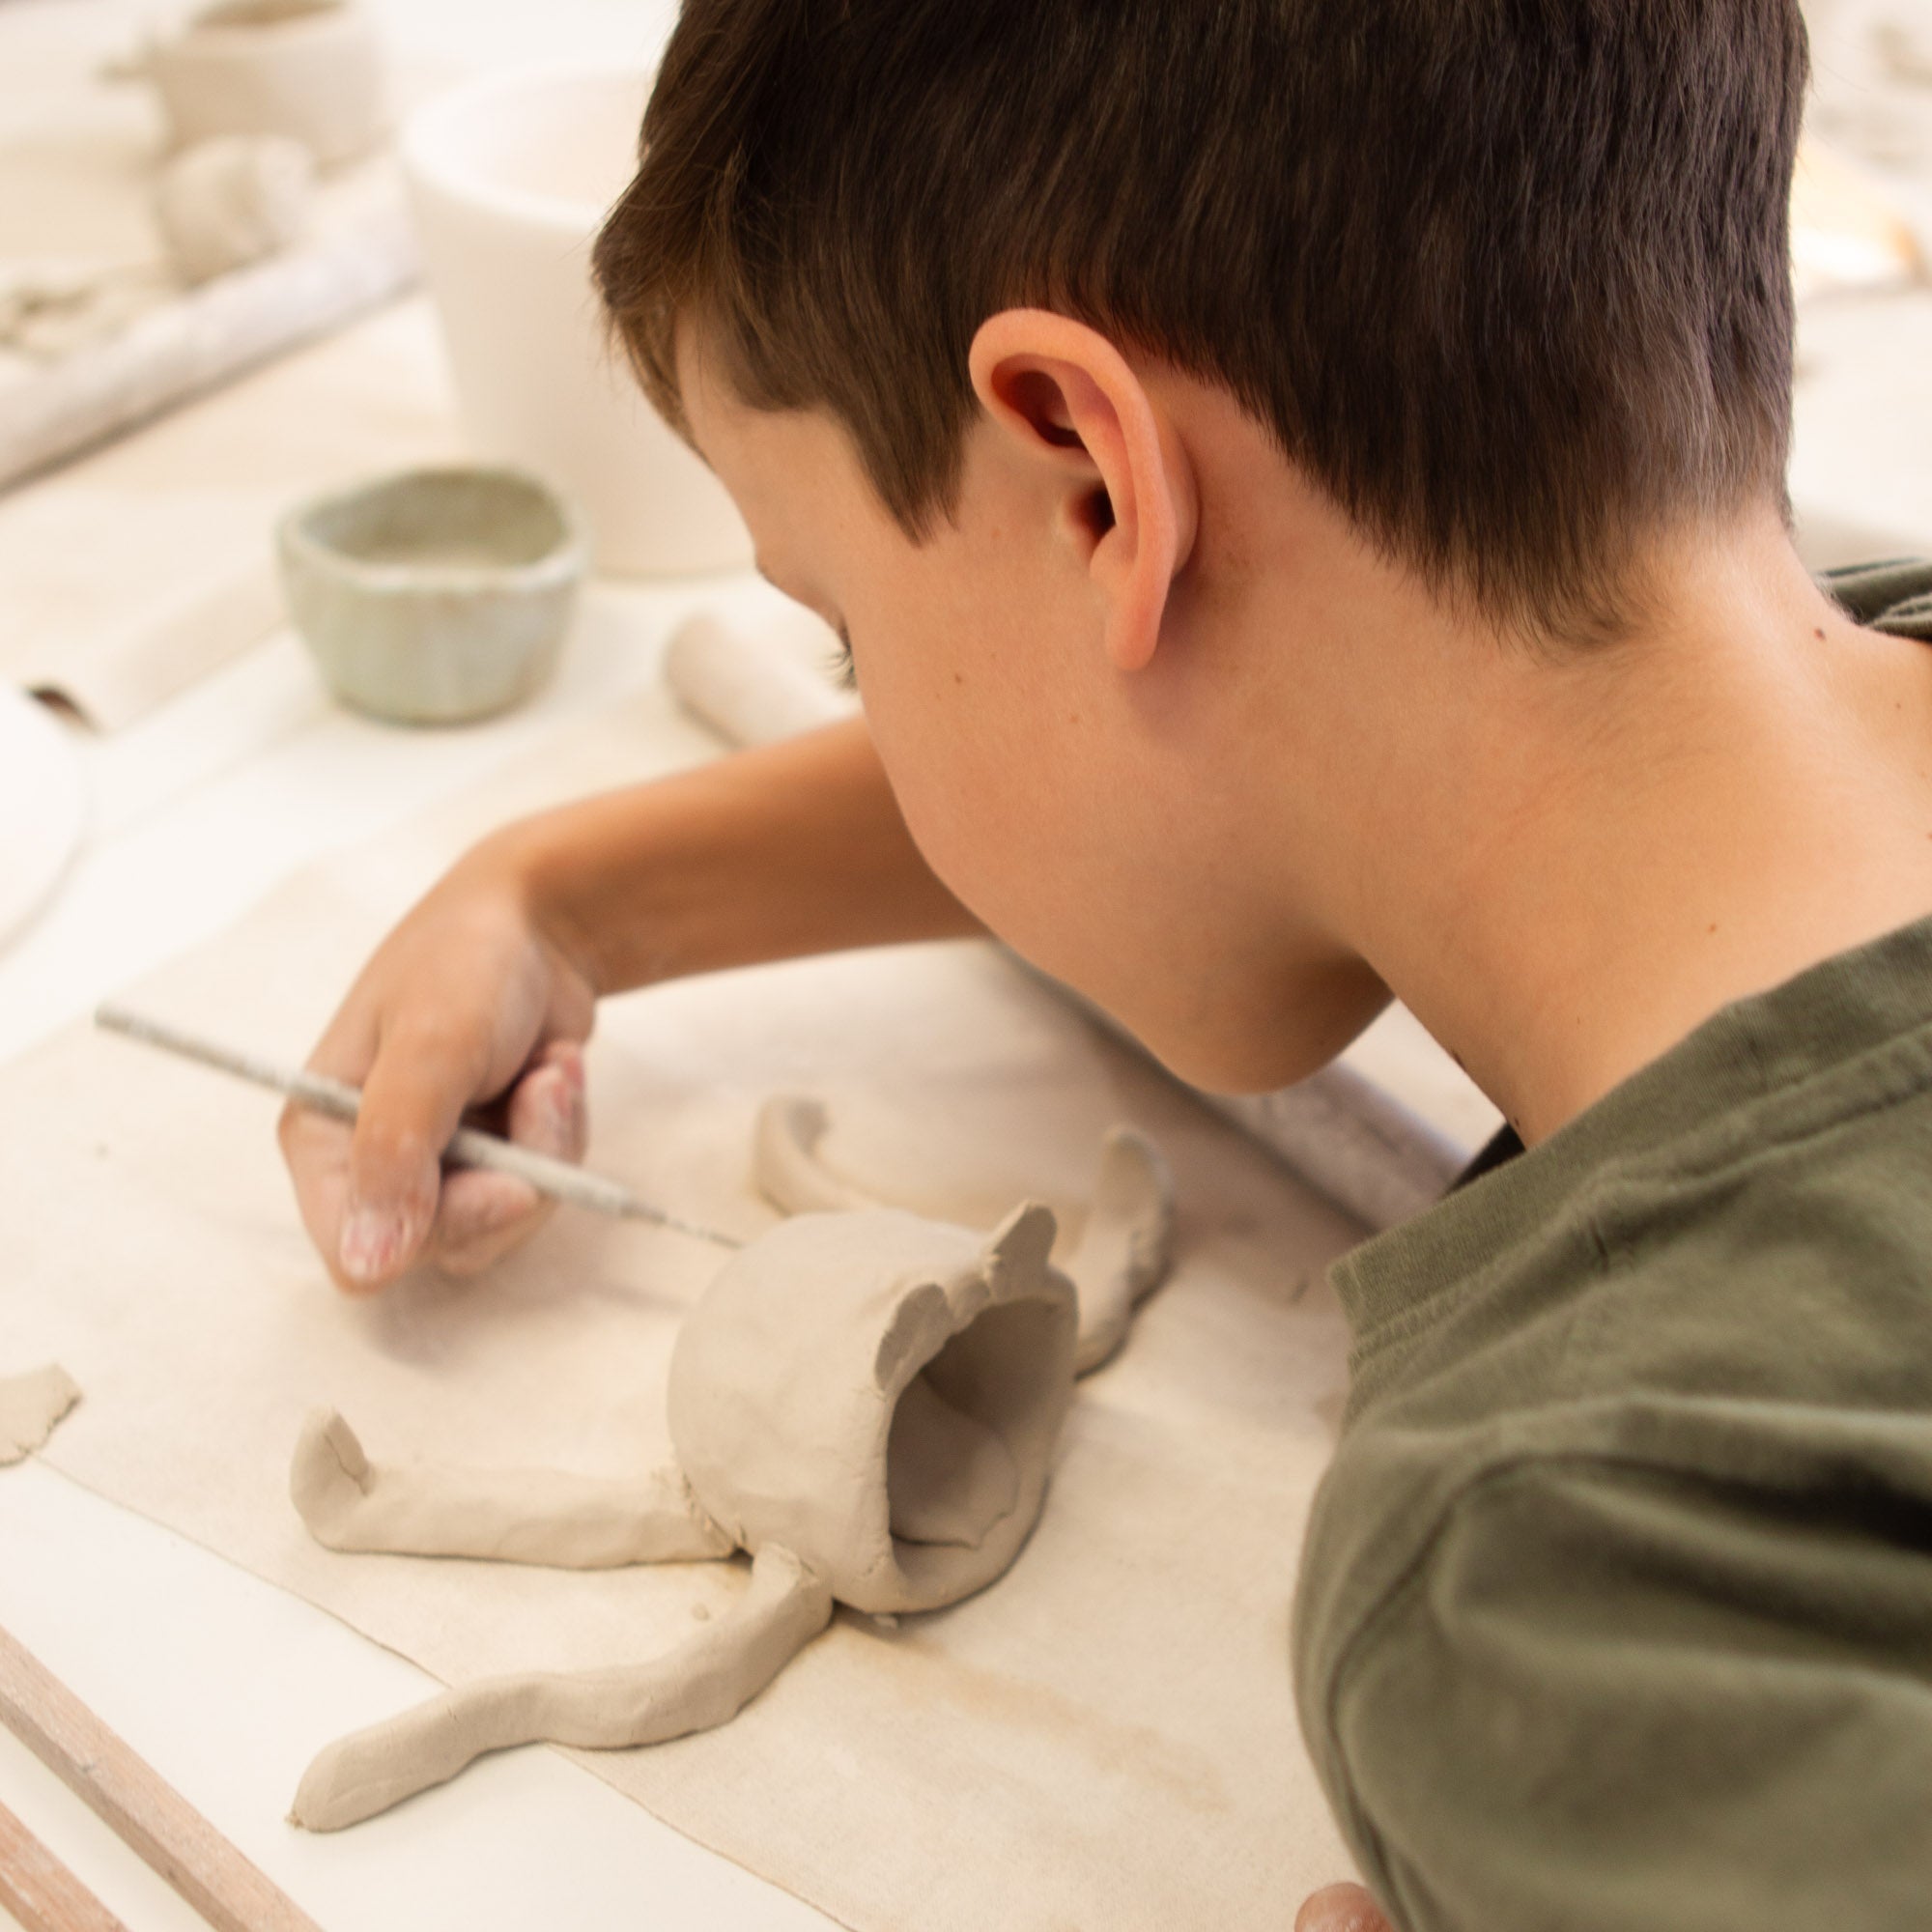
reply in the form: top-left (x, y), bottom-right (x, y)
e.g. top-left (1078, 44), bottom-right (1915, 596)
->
top-left (1293, 563), bottom-right (1932, 1932)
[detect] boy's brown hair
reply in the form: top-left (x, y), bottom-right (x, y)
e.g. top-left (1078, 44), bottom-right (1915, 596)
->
top-left (593, 0), bottom-right (1808, 639)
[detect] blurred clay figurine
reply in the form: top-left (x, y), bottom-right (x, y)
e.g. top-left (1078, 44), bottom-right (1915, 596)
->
top-left (154, 136), bottom-right (315, 286)
top-left (0, 136), bottom-right (314, 363)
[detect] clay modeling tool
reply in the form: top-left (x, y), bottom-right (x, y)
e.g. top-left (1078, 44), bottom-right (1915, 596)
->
top-left (0, 1795), bottom-right (129, 1932)
top-left (94, 1003), bottom-right (742, 1249)
top-left (0, 1623), bottom-right (320, 1932)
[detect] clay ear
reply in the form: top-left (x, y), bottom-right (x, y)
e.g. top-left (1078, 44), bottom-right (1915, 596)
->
top-left (871, 1281), bottom-right (952, 1389)
top-left (983, 1202), bottom-right (1058, 1284)
top-left (753, 1093), bottom-right (885, 1216)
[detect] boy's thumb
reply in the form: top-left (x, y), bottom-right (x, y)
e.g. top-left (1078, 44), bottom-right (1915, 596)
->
top-left (338, 1042), bottom-right (465, 1287)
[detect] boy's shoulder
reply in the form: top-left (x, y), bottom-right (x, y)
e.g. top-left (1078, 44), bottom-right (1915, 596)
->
top-left (1293, 897), bottom-right (1932, 1930)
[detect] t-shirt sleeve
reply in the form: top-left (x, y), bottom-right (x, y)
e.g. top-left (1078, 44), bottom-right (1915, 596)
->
top-left (1322, 1455), bottom-right (1932, 1932)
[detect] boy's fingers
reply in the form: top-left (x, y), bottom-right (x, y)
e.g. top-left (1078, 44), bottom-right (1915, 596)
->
top-left (284, 1029), bottom-right (585, 1288)
top-left (339, 1027), bottom-right (479, 1289)
top-left (508, 1041), bottom-right (589, 1161)
top-left (1294, 1885), bottom-right (1394, 1932)
top-left (427, 1047), bottom-right (588, 1275)
top-left (431, 1169), bottom-right (550, 1276)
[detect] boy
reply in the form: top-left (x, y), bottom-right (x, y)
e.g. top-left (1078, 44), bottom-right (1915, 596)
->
top-left (279, 3), bottom-right (1932, 1926)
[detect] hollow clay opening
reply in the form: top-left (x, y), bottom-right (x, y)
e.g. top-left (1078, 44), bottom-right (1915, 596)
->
top-left (302, 471), bottom-right (571, 574)
top-left (885, 1297), bottom-right (1065, 1553)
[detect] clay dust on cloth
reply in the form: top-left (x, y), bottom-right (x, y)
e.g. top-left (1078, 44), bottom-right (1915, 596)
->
top-left (0, 681), bottom-right (1363, 1930)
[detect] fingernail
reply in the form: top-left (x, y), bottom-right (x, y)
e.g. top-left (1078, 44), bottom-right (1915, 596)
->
top-left (340, 1204), bottom-right (407, 1283)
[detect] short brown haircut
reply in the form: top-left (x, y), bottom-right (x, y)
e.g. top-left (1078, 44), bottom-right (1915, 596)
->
top-left (593, 0), bottom-right (1808, 639)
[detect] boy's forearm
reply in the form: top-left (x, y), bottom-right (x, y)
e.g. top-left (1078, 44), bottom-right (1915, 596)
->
top-left (498, 716), bottom-right (981, 995)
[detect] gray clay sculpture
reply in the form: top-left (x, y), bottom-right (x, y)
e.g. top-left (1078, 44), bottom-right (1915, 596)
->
top-left (287, 1094), bottom-right (1174, 1829)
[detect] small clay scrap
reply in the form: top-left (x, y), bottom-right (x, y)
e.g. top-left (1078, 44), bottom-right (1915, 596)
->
top-left (0, 1364), bottom-right (82, 1465)
top-left (288, 1103), bottom-right (1176, 1831)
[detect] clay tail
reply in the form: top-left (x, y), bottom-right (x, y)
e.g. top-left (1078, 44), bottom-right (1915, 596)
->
top-left (290, 1547), bottom-right (833, 1832)
top-left (533, 1542), bottom-right (833, 1747)
top-left (292, 1691), bottom-right (485, 1833)
top-left (1065, 1127), bottom-right (1178, 1376)
top-left (753, 1093), bottom-right (887, 1215)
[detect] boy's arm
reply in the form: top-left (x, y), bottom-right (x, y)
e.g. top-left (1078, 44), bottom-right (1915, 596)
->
top-left (279, 717), bottom-right (979, 1293)
top-left (521, 713), bottom-right (979, 991)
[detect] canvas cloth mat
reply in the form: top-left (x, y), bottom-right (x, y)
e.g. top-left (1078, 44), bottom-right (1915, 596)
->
top-left (0, 681), bottom-right (1362, 1928)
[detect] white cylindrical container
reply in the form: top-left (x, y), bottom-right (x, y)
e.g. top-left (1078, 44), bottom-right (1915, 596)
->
top-left (401, 64), bottom-right (753, 579)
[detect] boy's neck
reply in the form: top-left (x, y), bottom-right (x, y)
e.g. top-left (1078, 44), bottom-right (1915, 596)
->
top-left (1250, 509), bottom-right (1932, 1146)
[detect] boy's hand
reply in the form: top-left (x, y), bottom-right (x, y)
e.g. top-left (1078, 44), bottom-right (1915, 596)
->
top-left (1296, 1883), bottom-right (1394, 1932)
top-left (278, 838), bottom-right (598, 1293)
top-left (280, 720), bottom-right (980, 1292)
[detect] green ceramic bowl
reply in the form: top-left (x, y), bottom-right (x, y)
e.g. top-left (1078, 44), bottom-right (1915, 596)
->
top-left (278, 465), bottom-right (586, 724)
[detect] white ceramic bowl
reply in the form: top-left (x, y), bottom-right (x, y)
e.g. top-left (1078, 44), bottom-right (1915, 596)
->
top-left (278, 466), bottom-right (585, 724)
top-left (401, 64), bottom-right (753, 579)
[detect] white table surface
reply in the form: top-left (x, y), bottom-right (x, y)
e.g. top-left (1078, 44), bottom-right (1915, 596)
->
top-left (3, 0), bottom-right (1930, 1921)
top-left (0, 569), bottom-right (839, 1932)
top-left (0, 4), bottom-right (837, 1924)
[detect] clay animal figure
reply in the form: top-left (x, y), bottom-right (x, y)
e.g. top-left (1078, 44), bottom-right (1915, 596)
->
top-left (288, 1095), bottom-right (1175, 1830)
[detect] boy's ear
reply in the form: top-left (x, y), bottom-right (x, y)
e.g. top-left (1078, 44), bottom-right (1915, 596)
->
top-left (969, 309), bottom-right (1195, 672)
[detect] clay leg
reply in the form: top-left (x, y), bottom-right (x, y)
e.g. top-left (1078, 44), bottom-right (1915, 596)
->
top-left (753, 1094), bottom-right (885, 1214)
top-left (292, 1543), bottom-right (834, 1831)
top-left (1063, 1127), bottom-right (1177, 1375)
top-left (291, 1408), bottom-right (735, 1568)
